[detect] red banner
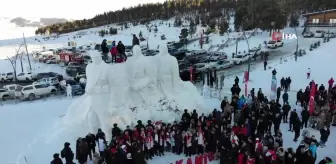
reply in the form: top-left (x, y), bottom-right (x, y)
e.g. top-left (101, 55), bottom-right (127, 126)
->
top-left (189, 66), bottom-right (193, 83)
top-left (171, 152), bottom-right (215, 164)
top-left (309, 81), bottom-right (316, 115)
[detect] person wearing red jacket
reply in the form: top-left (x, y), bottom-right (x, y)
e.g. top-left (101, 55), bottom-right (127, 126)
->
top-left (237, 150), bottom-right (245, 164)
top-left (239, 124), bottom-right (248, 137)
top-left (110, 41), bottom-right (118, 62)
top-left (246, 156), bottom-right (256, 164)
top-left (328, 78), bottom-right (334, 91)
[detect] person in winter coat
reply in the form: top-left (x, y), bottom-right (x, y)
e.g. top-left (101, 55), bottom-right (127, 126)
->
top-left (77, 138), bottom-right (90, 164)
top-left (85, 133), bottom-right (96, 156)
top-left (61, 142), bottom-right (74, 164)
top-left (101, 39), bottom-right (109, 62)
top-left (301, 108), bottom-right (310, 128)
top-left (289, 109), bottom-right (298, 131)
top-left (250, 88), bottom-right (255, 101)
top-left (117, 41), bottom-right (126, 54)
top-left (280, 77), bottom-right (285, 89)
top-left (51, 153), bottom-right (63, 164)
top-left (110, 41), bottom-right (118, 63)
top-left (319, 125), bottom-right (330, 147)
top-left (282, 91), bottom-right (289, 104)
top-left (277, 87), bottom-right (281, 102)
top-left (285, 148), bottom-right (295, 164)
top-left (238, 96), bottom-right (246, 110)
top-left (307, 68), bottom-right (311, 79)
top-left (264, 61), bottom-right (267, 70)
top-left (133, 147), bottom-right (146, 164)
top-left (328, 78), bottom-right (334, 91)
top-left (296, 89), bottom-right (304, 104)
top-left (309, 141), bottom-right (317, 161)
top-left (132, 34), bottom-right (140, 46)
top-left (257, 88), bottom-right (264, 102)
top-left (234, 76), bottom-right (239, 85)
top-left (282, 102), bottom-right (291, 123)
top-left (293, 117), bottom-right (301, 142)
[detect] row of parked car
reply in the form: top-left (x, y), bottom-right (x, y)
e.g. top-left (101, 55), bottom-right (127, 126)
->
top-left (0, 71), bottom-right (87, 101)
top-left (303, 30), bottom-right (335, 38)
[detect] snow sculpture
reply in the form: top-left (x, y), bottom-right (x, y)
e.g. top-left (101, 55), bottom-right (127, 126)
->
top-left (156, 44), bottom-right (204, 110)
top-left (58, 51), bottom-right (131, 140)
top-left (127, 45), bottom-right (161, 106)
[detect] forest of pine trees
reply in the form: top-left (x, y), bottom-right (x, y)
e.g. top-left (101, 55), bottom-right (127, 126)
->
top-left (35, 0), bottom-right (336, 35)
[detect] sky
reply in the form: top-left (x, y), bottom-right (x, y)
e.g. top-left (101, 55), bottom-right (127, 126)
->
top-left (0, 0), bottom-right (165, 20)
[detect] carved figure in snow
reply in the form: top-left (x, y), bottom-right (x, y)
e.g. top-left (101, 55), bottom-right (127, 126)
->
top-left (127, 45), bottom-right (160, 106)
top-left (156, 44), bottom-right (204, 110)
top-left (156, 44), bottom-right (180, 99)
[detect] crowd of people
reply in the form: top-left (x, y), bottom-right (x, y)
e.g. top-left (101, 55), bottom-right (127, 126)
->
top-left (51, 71), bottom-right (335, 164)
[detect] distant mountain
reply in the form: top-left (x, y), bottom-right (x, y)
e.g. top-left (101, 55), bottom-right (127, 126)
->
top-left (9, 17), bottom-right (68, 27)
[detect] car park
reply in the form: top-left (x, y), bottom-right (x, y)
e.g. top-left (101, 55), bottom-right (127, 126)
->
top-left (16, 84), bottom-right (57, 100)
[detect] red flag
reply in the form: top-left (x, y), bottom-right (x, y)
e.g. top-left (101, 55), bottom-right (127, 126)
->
top-left (189, 66), bottom-right (193, 82)
top-left (308, 81), bottom-right (316, 115)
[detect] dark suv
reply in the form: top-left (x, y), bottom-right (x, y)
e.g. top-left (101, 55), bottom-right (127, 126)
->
top-left (35, 72), bottom-right (63, 81)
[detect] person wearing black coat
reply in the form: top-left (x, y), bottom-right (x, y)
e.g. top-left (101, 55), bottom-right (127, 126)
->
top-left (282, 103), bottom-right (291, 123)
top-left (264, 61), bottom-right (267, 70)
top-left (250, 88), bottom-right (255, 100)
top-left (182, 109), bottom-right (191, 123)
top-left (293, 117), bottom-right (301, 142)
top-left (132, 34), bottom-right (140, 47)
top-left (318, 157), bottom-right (333, 164)
top-left (112, 124), bottom-right (122, 138)
top-left (51, 153), bottom-right (63, 164)
top-left (257, 89), bottom-right (264, 102)
top-left (85, 133), bottom-right (96, 155)
top-left (280, 77), bottom-right (285, 89)
top-left (320, 125), bottom-right (330, 147)
top-left (133, 148), bottom-right (146, 164)
top-left (289, 110), bottom-right (298, 131)
top-left (285, 148), bottom-right (295, 164)
top-left (301, 109), bottom-right (310, 128)
top-left (96, 129), bottom-right (106, 141)
top-left (272, 69), bottom-right (277, 75)
top-left (117, 147), bottom-right (127, 164)
top-left (220, 145), bottom-right (230, 164)
top-left (282, 91), bottom-right (289, 104)
top-left (135, 120), bottom-right (145, 133)
top-left (277, 87), bottom-right (281, 102)
top-left (101, 39), bottom-right (109, 62)
top-left (61, 142), bottom-right (75, 164)
top-left (234, 76), bottom-right (239, 85)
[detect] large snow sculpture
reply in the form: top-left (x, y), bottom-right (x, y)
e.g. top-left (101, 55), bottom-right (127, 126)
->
top-left (156, 44), bottom-right (204, 111)
top-left (127, 45), bottom-right (161, 106)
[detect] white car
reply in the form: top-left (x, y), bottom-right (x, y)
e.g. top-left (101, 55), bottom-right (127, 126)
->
top-left (0, 72), bottom-right (14, 81)
top-left (267, 40), bottom-right (283, 49)
top-left (231, 54), bottom-right (251, 64)
top-left (314, 30), bottom-right (325, 38)
top-left (249, 47), bottom-right (262, 56)
top-left (17, 72), bottom-right (35, 81)
top-left (0, 88), bottom-right (11, 101)
top-left (33, 77), bottom-right (59, 86)
top-left (303, 31), bottom-right (314, 38)
top-left (208, 52), bottom-right (228, 60)
top-left (207, 60), bottom-right (234, 70)
top-left (193, 63), bottom-right (208, 72)
top-left (17, 84), bottom-right (57, 100)
top-left (125, 49), bottom-right (133, 57)
top-left (3, 84), bottom-right (22, 98)
top-left (325, 32), bottom-right (335, 38)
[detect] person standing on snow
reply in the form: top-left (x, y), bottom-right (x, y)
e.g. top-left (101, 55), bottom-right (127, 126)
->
top-left (328, 77), bottom-right (334, 92)
top-left (264, 60), bottom-right (267, 70)
top-left (307, 68), bottom-right (311, 79)
top-left (110, 41), bottom-right (118, 63)
top-left (101, 39), bottom-right (109, 62)
top-left (66, 84), bottom-right (72, 98)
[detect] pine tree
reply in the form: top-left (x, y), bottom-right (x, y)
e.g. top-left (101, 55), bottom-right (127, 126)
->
top-left (219, 20), bottom-right (229, 36)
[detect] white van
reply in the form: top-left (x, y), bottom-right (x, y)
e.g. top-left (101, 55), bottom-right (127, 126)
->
top-left (314, 30), bottom-right (325, 38)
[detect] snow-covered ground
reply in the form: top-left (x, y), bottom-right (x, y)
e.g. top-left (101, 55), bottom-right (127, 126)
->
top-left (0, 33), bottom-right (335, 164)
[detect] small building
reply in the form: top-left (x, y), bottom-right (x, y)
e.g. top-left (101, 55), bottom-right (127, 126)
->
top-left (302, 9), bottom-right (336, 33)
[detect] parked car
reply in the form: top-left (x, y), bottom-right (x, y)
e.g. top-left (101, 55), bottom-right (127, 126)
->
top-left (248, 47), bottom-right (262, 57)
top-left (231, 54), bottom-right (251, 64)
top-left (60, 80), bottom-right (85, 94)
top-left (207, 60), bottom-right (234, 70)
top-left (74, 73), bottom-right (86, 83)
top-left (325, 32), bottom-right (335, 38)
top-left (303, 31), bottom-right (314, 38)
top-left (17, 84), bottom-right (57, 100)
top-left (267, 40), bottom-right (283, 49)
top-left (314, 30), bottom-right (325, 38)
top-left (208, 52), bottom-right (228, 60)
top-left (45, 57), bottom-right (58, 64)
top-left (0, 88), bottom-right (11, 101)
top-left (33, 77), bottom-right (59, 87)
top-left (83, 55), bottom-right (92, 64)
top-left (35, 72), bottom-right (63, 81)
top-left (17, 72), bottom-right (35, 81)
top-left (2, 84), bottom-right (22, 97)
top-left (66, 62), bottom-right (85, 76)
top-left (40, 55), bottom-right (54, 63)
top-left (193, 63), bottom-right (208, 72)
top-left (0, 72), bottom-right (14, 82)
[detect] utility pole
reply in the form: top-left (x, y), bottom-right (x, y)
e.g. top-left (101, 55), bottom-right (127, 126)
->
top-left (23, 33), bottom-right (32, 71)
